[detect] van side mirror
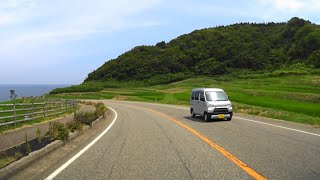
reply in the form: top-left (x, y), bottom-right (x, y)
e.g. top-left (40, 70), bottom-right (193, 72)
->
top-left (200, 97), bottom-right (205, 102)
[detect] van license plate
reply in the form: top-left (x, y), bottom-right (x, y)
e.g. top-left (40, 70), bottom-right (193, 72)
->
top-left (218, 114), bottom-right (224, 119)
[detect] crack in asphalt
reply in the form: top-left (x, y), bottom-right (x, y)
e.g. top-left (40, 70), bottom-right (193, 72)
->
top-left (311, 170), bottom-right (320, 175)
top-left (107, 133), bottom-right (128, 179)
top-left (106, 112), bottom-right (129, 179)
top-left (92, 132), bottom-right (121, 174)
top-left (271, 133), bottom-right (320, 150)
top-left (151, 116), bottom-right (194, 180)
top-left (92, 113), bottom-right (124, 173)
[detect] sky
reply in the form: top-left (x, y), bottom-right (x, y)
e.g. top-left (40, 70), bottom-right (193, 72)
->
top-left (0, 0), bottom-right (319, 85)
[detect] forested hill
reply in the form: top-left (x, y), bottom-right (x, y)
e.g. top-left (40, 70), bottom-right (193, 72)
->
top-left (85, 17), bottom-right (320, 84)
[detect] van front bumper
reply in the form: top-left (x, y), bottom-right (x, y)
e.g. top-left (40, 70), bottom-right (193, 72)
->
top-left (208, 107), bottom-right (233, 114)
top-left (210, 113), bottom-right (232, 119)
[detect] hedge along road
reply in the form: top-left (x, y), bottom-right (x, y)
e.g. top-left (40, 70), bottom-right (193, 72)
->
top-left (36, 100), bottom-right (320, 179)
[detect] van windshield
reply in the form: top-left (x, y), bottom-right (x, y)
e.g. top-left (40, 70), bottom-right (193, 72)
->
top-left (205, 91), bottom-right (228, 101)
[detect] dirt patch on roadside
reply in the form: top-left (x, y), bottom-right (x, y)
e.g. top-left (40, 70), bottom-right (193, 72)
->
top-left (79, 104), bottom-right (95, 112)
top-left (112, 96), bottom-right (129, 101)
top-left (312, 124), bottom-right (320, 128)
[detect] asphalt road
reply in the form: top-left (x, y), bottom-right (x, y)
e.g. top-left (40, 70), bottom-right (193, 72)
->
top-left (10, 100), bottom-right (320, 180)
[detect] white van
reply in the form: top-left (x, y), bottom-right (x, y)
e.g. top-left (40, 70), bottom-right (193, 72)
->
top-left (190, 88), bottom-right (233, 122)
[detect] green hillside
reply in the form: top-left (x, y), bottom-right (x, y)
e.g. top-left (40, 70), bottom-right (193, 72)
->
top-left (84, 17), bottom-right (319, 84)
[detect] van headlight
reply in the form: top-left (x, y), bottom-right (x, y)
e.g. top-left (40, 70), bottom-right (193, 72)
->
top-left (208, 106), bottom-right (215, 109)
top-left (208, 105), bottom-right (215, 111)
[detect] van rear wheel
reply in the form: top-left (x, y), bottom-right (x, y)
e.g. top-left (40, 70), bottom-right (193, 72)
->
top-left (204, 112), bottom-right (211, 122)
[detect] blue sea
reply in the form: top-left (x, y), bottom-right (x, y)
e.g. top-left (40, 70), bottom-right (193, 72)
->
top-left (0, 84), bottom-right (70, 102)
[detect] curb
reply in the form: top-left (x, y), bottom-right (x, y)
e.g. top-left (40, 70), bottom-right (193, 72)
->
top-left (0, 109), bottom-right (110, 180)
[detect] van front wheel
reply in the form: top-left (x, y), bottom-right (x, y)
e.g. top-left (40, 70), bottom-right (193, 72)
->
top-left (191, 109), bottom-right (196, 118)
top-left (204, 112), bottom-right (211, 122)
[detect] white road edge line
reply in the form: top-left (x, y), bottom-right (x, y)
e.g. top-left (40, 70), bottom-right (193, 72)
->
top-left (45, 106), bottom-right (118, 180)
top-left (235, 116), bottom-right (320, 137)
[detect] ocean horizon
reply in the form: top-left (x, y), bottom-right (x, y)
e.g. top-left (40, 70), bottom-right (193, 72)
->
top-left (0, 84), bottom-right (70, 102)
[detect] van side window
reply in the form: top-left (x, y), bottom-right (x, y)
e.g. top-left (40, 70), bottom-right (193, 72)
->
top-left (200, 92), bottom-right (205, 101)
top-left (195, 91), bottom-right (199, 100)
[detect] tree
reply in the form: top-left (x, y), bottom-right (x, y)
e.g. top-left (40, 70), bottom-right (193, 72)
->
top-left (156, 41), bottom-right (166, 48)
top-left (307, 50), bottom-right (320, 68)
top-left (10, 90), bottom-right (18, 100)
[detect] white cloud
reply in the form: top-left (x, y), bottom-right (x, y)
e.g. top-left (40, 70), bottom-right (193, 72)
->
top-left (0, 0), bottom-right (39, 26)
top-left (259, 0), bottom-right (303, 11)
top-left (0, 0), bottom-right (163, 44)
top-left (0, 0), bottom-right (37, 9)
top-left (258, 0), bottom-right (320, 12)
top-left (163, 0), bottom-right (250, 18)
top-left (0, 13), bottom-right (16, 25)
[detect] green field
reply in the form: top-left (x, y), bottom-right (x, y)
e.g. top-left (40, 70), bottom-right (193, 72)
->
top-left (47, 75), bottom-right (320, 126)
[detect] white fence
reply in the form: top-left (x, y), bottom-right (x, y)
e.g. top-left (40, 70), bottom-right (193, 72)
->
top-left (0, 99), bottom-right (77, 126)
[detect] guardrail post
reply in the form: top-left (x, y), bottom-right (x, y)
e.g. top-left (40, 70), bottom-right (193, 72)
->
top-left (44, 102), bottom-right (46, 118)
top-left (65, 100), bottom-right (68, 112)
top-left (13, 103), bottom-right (16, 126)
top-left (54, 101), bottom-right (57, 115)
top-left (59, 100), bottom-right (61, 113)
top-left (31, 103), bottom-right (34, 120)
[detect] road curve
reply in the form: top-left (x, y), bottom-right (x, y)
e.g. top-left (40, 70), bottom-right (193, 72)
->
top-left (13, 100), bottom-right (320, 179)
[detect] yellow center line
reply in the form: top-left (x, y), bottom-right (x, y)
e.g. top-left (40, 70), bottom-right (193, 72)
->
top-left (140, 106), bottom-right (267, 180)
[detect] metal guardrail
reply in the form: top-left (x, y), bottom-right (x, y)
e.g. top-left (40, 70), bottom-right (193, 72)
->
top-left (0, 99), bottom-right (77, 126)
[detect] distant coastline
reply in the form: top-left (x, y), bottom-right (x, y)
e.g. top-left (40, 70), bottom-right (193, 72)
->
top-left (0, 84), bottom-right (70, 102)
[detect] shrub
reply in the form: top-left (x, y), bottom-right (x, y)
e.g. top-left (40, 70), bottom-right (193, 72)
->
top-left (35, 128), bottom-right (42, 143)
top-left (145, 73), bottom-right (192, 85)
top-left (307, 50), bottom-right (320, 68)
top-left (66, 120), bottom-right (83, 133)
top-left (74, 111), bottom-right (96, 126)
top-left (46, 122), bottom-right (69, 143)
top-left (80, 101), bottom-right (94, 106)
top-left (24, 132), bottom-right (31, 155)
top-left (94, 102), bottom-right (107, 117)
